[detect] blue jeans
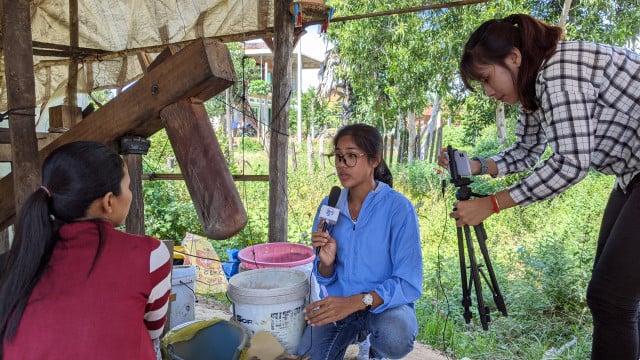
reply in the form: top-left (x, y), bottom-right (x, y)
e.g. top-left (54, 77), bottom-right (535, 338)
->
top-left (295, 304), bottom-right (417, 359)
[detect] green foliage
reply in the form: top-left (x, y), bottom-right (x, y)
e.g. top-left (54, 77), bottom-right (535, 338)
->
top-left (143, 180), bottom-right (202, 242)
top-left (236, 137), bottom-right (264, 152)
top-left (248, 80), bottom-right (270, 97)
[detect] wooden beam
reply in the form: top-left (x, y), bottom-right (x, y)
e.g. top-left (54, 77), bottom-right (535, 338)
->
top-left (0, 38), bottom-right (236, 229)
top-left (2, 0), bottom-right (41, 216)
top-left (161, 99), bottom-right (247, 239)
top-left (306, 0), bottom-right (491, 25)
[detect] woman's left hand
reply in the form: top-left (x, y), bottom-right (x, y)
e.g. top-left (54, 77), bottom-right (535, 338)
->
top-left (303, 295), bottom-right (359, 327)
top-left (451, 196), bottom-right (494, 226)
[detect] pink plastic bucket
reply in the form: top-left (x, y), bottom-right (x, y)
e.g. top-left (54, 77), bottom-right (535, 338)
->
top-left (238, 243), bottom-right (315, 270)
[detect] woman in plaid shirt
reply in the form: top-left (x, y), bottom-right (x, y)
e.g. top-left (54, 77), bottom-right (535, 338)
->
top-left (438, 13), bottom-right (640, 360)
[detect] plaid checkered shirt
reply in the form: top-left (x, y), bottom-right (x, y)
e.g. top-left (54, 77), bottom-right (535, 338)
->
top-left (491, 41), bottom-right (640, 205)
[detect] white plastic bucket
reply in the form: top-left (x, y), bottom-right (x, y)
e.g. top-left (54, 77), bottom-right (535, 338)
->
top-left (239, 260), bottom-right (320, 302)
top-left (227, 268), bottom-right (309, 353)
top-left (170, 265), bottom-right (196, 329)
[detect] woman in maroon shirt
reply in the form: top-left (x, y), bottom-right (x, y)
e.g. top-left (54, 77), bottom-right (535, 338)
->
top-left (0, 141), bottom-right (171, 359)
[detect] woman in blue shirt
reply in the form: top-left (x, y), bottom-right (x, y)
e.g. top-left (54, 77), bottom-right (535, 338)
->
top-left (438, 13), bottom-right (640, 360)
top-left (296, 124), bottom-right (423, 359)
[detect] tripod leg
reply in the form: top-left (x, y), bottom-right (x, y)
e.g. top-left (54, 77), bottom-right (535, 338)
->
top-left (457, 226), bottom-right (472, 323)
top-left (474, 224), bottom-right (508, 316)
top-left (464, 225), bottom-right (490, 330)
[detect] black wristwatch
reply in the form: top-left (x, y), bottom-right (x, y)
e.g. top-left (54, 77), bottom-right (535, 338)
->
top-left (362, 292), bottom-right (373, 311)
top-left (471, 156), bottom-right (488, 175)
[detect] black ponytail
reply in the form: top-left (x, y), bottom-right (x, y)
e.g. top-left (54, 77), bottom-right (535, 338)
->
top-left (0, 188), bottom-right (54, 352)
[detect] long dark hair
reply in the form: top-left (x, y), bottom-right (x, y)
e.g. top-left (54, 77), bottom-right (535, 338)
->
top-left (0, 141), bottom-right (125, 350)
top-left (460, 13), bottom-right (563, 111)
top-left (333, 123), bottom-right (393, 188)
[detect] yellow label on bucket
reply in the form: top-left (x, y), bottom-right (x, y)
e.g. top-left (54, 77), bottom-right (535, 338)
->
top-left (181, 233), bottom-right (228, 295)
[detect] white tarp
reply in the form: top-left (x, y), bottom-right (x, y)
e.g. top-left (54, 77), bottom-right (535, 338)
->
top-left (0, 0), bottom-right (275, 111)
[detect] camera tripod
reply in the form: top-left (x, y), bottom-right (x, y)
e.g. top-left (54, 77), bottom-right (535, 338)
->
top-left (447, 147), bottom-right (508, 330)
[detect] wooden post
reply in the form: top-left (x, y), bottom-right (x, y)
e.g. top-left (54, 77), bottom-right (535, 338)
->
top-left (268, 0), bottom-right (294, 243)
top-left (119, 136), bottom-right (151, 236)
top-left (2, 0), bottom-right (40, 213)
top-left (67, 0), bottom-right (79, 109)
top-left (161, 99), bottom-right (247, 240)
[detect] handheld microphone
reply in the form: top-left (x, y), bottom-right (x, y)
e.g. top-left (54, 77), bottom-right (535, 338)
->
top-left (317, 186), bottom-right (341, 255)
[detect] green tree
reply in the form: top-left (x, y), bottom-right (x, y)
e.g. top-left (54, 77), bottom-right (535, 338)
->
top-left (325, 0), bottom-right (640, 150)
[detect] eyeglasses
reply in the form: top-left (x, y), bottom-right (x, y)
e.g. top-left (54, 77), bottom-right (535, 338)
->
top-left (328, 152), bottom-right (369, 167)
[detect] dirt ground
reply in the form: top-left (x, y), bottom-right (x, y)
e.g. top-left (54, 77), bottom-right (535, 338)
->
top-left (192, 297), bottom-right (450, 360)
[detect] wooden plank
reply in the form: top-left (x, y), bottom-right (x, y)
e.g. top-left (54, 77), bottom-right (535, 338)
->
top-left (161, 99), bottom-right (247, 239)
top-left (0, 38), bottom-right (236, 229)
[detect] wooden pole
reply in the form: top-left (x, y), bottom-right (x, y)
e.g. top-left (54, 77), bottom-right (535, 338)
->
top-left (1, 0), bottom-right (40, 219)
top-left (67, 0), bottom-right (79, 109)
top-left (124, 154), bottom-right (145, 234)
top-left (269, 0), bottom-right (294, 243)
top-left (306, 0), bottom-right (490, 25)
top-left (119, 136), bottom-right (151, 236)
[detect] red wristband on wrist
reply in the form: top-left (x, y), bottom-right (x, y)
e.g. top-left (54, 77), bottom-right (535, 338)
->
top-left (489, 194), bottom-right (500, 214)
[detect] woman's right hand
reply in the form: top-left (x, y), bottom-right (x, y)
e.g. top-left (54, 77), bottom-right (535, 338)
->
top-left (312, 220), bottom-right (337, 266)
